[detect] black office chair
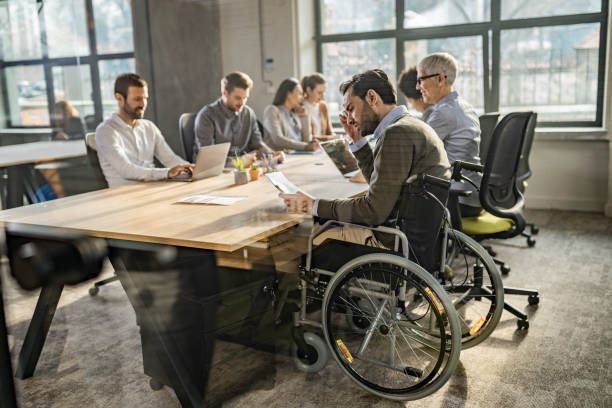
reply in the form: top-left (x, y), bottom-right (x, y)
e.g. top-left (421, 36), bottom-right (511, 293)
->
top-left (516, 112), bottom-right (539, 242)
top-left (84, 133), bottom-right (116, 296)
top-left (256, 119), bottom-right (265, 138)
top-left (478, 112), bottom-right (500, 165)
top-left (178, 113), bottom-right (197, 162)
top-left (84, 114), bottom-right (99, 133)
top-left (456, 112), bottom-right (537, 269)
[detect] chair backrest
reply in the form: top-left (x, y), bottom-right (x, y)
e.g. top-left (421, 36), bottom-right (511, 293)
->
top-left (84, 114), bottom-right (99, 132)
top-left (84, 132), bottom-right (109, 189)
top-left (394, 174), bottom-right (450, 272)
top-left (516, 111), bottom-right (537, 183)
top-left (256, 119), bottom-right (264, 137)
top-left (178, 113), bottom-right (197, 162)
top-left (478, 112), bottom-right (500, 164)
top-left (480, 112), bottom-right (531, 229)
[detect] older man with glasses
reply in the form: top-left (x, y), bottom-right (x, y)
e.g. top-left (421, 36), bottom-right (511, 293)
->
top-left (416, 52), bottom-right (483, 217)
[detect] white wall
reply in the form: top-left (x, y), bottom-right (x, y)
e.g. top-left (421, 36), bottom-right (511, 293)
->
top-left (525, 139), bottom-right (609, 212)
top-left (219, 0), bottom-right (612, 215)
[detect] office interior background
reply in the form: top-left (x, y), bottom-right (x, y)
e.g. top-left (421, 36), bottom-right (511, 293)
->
top-left (0, 0), bottom-right (611, 407)
top-left (1, 0), bottom-right (611, 215)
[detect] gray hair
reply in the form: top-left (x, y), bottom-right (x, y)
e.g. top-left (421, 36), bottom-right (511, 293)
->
top-left (417, 52), bottom-right (458, 87)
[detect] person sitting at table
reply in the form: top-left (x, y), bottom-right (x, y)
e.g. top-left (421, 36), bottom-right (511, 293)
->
top-left (193, 71), bottom-right (283, 167)
top-left (37, 100), bottom-right (87, 199)
top-left (95, 73), bottom-right (194, 188)
top-left (279, 69), bottom-right (450, 247)
top-left (416, 52), bottom-right (483, 217)
top-left (51, 100), bottom-right (86, 140)
top-left (397, 66), bottom-right (434, 122)
top-left (263, 78), bottom-right (319, 152)
top-left (301, 72), bottom-right (335, 140)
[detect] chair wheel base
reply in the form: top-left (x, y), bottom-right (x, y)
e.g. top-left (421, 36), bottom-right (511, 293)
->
top-left (528, 294), bottom-right (540, 305)
top-left (88, 286), bottom-right (99, 296)
top-left (530, 225), bottom-right (539, 235)
top-left (149, 378), bottom-right (164, 391)
top-left (527, 237), bottom-right (536, 247)
top-left (500, 264), bottom-right (511, 275)
top-left (517, 320), bottom-right (529, 330)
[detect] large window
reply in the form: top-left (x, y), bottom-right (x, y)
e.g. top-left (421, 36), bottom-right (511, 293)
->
top-left (316, 0), bottom-right (608, 127)
top-left (0, 0), bottom-right (135, 128)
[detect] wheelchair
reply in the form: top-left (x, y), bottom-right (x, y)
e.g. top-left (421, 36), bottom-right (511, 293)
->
top-left (286, 172), bottom-right (504, 401)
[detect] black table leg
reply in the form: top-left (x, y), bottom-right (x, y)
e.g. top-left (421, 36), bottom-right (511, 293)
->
top-left (6, 165), bottom-right (35, 209)
top-left (15, 283), bottom-right (63, 379)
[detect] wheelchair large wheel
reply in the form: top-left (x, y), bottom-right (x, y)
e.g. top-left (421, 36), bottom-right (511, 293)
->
top-left (321, 253), bottom-right (461, 401)
top-left (443, 229), bottom-right (504, 349)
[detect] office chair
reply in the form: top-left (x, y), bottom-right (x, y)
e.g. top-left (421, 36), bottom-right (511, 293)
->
top-left (84, 133), bottom-right (116, 296)
top-left (478, 112), bottom-right (500, 165)
top-left (178, 113), bottom-right (197, 162)
top-left (515, 112), bottom-right (539, 243)
top-left (457, 112), bottom-right (535, 267)
top-left (84, 114), bottom-right (99, 132)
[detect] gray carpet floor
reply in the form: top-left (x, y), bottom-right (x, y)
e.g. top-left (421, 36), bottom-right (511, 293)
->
top-left (3, 209), bottom-right (612, 407)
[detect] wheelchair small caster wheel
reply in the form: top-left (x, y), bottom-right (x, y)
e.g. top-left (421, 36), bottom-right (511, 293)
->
top-left (517, 320), bottom-right (529, 330)
top-left (88, 286), bottom-right (99, 296)
top-left (528, 294), bottom-right (540, 305)
top-left (500, 264), bottom-right (511, 275)
top-left (291, 331), bottom-right (329, 373)
top-left (149, 378), bottom-right (164, 390)
top-left (527, 237), bottom-right (536, 247)
top-left (531, 225), bottom-right (539, 235)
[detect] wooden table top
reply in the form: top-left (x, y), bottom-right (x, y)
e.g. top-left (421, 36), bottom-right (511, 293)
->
top-left (0, 153), bottom-right (367, 251)
top-left (0, 140), bottom-right (86, 167)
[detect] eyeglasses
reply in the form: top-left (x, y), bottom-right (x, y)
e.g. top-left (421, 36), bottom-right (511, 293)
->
top-left (416, 73), bottom-right (445, 85)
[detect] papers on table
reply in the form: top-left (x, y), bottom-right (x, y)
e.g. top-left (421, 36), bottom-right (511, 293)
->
top-left (177, 195), bottom-right (247, 205)
top-left (265, 172), bottom-right (302, 194)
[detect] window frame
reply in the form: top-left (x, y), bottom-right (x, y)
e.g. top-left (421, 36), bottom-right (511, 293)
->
top-left (0, 0), bottom-right (135, 128)
top-left (315, 0), bottom-right (609, 127)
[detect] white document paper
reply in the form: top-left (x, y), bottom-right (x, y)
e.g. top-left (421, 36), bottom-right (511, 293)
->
top-left (265, 172), bottom-right (302, 194)
top-left (177, 195), bottom-right (247, 205)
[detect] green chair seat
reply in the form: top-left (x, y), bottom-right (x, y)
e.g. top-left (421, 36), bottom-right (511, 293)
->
top-left (462, 211), bottom-right (514, 235)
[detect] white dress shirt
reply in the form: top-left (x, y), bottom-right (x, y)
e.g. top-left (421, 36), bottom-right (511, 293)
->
top-left (95, 113), bottom-right (187, 188)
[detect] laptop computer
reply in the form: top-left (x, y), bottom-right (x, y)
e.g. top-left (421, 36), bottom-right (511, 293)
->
top-left (320, 138), bottom-right (360, 178)
top-left (171, 142), bottom-right (231, 181)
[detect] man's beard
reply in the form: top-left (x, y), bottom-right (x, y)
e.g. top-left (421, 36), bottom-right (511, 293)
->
top-left (123, 104), bottom-right (144, 120)
top-left (359, 103), bottom-right (379, 136)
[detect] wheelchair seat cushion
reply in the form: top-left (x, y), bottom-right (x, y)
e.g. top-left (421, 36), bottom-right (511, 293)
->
top-left (462, 210), bottom-right (514, 235)
top-left (309, 239), bottom-right (399, 272)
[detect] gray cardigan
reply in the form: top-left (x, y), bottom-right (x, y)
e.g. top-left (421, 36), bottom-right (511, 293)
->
top-left (262, 105), bottom-right (312, 151)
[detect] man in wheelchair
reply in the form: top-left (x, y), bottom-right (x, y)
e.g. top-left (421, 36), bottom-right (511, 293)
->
top-left (280, 68), bottom-right (450, 247)
top-left (276, 71), bottom-right (506, 403)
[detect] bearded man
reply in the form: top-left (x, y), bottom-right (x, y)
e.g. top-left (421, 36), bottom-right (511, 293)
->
top-left (95, 73), bottom-right (193, 187)
top-left (280, 69), bottom-right (450, 246)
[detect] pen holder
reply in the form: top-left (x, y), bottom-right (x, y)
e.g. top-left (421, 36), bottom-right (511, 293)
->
top-left (234, 170), bottom-right (249, 185)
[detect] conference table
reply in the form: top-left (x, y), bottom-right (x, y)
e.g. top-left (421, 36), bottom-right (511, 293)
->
top-left (0, 140), bottom-right (86, 209)
top-left (0, 153), bottom-right (367, 407)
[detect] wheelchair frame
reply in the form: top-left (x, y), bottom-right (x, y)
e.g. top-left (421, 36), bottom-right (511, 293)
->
top-left (287, 175), bottom-right (505, 400)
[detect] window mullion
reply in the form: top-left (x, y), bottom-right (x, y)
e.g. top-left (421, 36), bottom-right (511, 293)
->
top-left (85, 0), bottom-right (103, 125)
